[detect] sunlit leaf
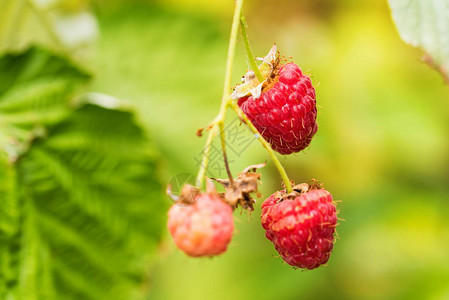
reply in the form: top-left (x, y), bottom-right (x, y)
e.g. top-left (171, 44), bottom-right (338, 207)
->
top-left (388, 0), bottom-right (449, 82)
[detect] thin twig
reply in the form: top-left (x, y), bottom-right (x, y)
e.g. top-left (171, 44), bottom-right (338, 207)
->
top-left (240, 16), bottom-right (264, 82)
top-left (195, 0), bottom-right (245, 188)
top-left (229, 100), bottom-right (293, 193)
top-left (219, 122), bottom-right (234, 184)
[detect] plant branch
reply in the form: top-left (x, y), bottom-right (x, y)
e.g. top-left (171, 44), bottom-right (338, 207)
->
top-left (240, 16), bottom-right (264, 83)
top-left (229, 101), bottom-right (293, 193)
top-left (219, 122), bottom-right (234, 184)
top-left (195, 0), bottom-right (292, 193)
top-left (195, 0), bottom-right (245, 188)
top-left (195, 126), bottom-right (217, 187)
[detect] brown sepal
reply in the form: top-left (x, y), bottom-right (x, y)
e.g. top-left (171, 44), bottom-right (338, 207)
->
top-left (196, 128), bottom-right (204, 137)
top-left (196, 123), bottom-right (215, 138)
top-left (212, 163), bottom-right (265, 210)
top-left (166, 183), bottom-right (201, 205)
top-left (276, 179), bottom-right (323, 202)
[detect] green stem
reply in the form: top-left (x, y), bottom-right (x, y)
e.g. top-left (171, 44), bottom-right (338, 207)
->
top-left (229, 101), bottom-right (293, 193)
top-left (222, 0), bottom-right (244, 99)
top-left (195, 0), bottom-right (244, 188)
top-left (195, 125), bottom-right (217, 187)
top-left (219, 121), bottom-right (234, 184)
top-left (240, 16), bottom-right (264, 83)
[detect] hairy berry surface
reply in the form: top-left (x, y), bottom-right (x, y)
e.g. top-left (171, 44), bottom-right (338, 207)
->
top-left (238, 63), bottom-right (317, 155)
top-left (167, 193), bottom-right (234, 257)
top-left (261, 188), bottom-right (337, 269)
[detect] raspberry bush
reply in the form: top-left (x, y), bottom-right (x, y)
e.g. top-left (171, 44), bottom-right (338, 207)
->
top-left (166, 0), bottom-right (339, 269)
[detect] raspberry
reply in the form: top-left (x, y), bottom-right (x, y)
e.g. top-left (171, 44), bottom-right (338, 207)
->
top-left (261, 185), bottom-right (337, 269)
top-left (167, 192), bottom-right (234, 257)
top-left (237, 62), bottom-right (317, 155)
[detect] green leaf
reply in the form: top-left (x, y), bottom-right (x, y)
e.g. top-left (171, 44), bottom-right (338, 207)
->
top-left (388, 0), bottom-right (449, 81)
top-left (0, 48), bottom-right (166, 299)
top-left (0, 0), bottom-right (98, 59)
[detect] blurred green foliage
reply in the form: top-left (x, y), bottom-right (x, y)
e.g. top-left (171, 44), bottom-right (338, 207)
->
top-left (1, 0), bottom-right (449, 299)
top-left (0, 47), bottom-right (166, 299)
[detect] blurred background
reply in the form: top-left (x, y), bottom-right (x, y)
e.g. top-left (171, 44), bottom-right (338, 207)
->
top-left (1, 0), bottom-right (449, 299)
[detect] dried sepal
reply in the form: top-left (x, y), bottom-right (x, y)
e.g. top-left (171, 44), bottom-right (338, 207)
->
top-left (166, 183), bottom-right (201, 205)
top-left (205, 177), bottom-right (217, 194)
top-left (231, 44), bottom-right (280, 100)
top-left (277, 179), bottom-right (324, 202)
top-left (196, 128), bottom-right (204, 137)
top-left (196, 122), bottom-right (215, 138)
top-left (241, 162), bottom-right (266, 174)
top-left (212, 163), bottom-right (265, 210)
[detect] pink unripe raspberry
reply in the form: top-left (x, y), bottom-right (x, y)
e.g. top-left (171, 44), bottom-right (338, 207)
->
top-left (238, 63), bottom-right (317, 155)
top-left (167, 192), bottom-right (234, 257)
top-left (261, 187), bottom-right (337, 269)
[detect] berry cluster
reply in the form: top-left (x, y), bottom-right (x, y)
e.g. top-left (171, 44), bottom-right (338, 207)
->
top-left (168, 180), bottom-right (337, 270)
top-left (166, 5), bottom-right (339, 270)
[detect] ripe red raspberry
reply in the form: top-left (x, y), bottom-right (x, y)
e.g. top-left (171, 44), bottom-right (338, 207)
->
top-left (237, 62), bottom-right (317, 155)
top-left (261, 185), bottom-right (337, 269)
top-left (167, 192), bottom-right (234, 257)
